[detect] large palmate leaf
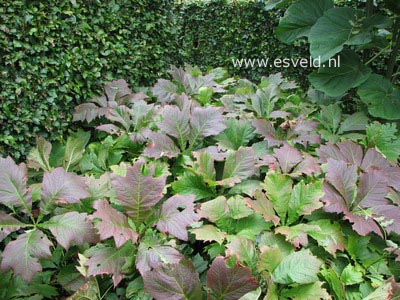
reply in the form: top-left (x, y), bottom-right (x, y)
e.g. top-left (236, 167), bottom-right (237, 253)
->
top-left (190, 224), bottom-right (227, 244)
top-left (222, 147), bottom-right (256, 183)
top-left (247, 190), bottom-right (280, 226)
top-left (86, 243), bottom-right (133, 287)
top-left (273, 143), bottom-right (303, 174)
top-left (206, 256), bottom-right (258, 300)
top-left (190, 106), bottom-right (226, 140)
top-left (143, 259), bottom-right (202, 300)
top-left (0, 230), bottom-right (53, 282)
top-left (272, 249), bottom-right (322, 284)
top-left (281, 281), bottom-right (331, 300)
top-left (110, 159), bottom-right (166, 222)
top-left (216, 119), bottom-right (255, 150)
top-left (27, 137), bottom-right (52, 171)
top-left (366, 122), bottom-right (400, 162)
top-left (226, 236), bottom-right (257, 266)
top-left (172, 172), bottom-right (215, 201)
top-left (63, 131), bottom-right (91, 171)
top-left (136, 238), bottom-right (183, 275)
top-left (321, 155), bottom-right (396, 236)
top-left (91, 200), bottom-right (138, 248)
top-left (41, 167), bottom-right (90, 213)
top-left (42, 212), bottom-right (97, 250)
top-left (309, 8), bottom-right (373, 62)
top-left (276, 0), bottom-right (333, 44)
top-left (252, 116), bottom-right (320, 148)
top-left (358, 75), bottom-right (400, 121)
top-left (0, 157), bottom-right (31, 213)
top-left (307, 219), bottom-right (346, 256)
top-left (288, 180), bottom-right (324, 224)
top-left (156, 195), bottom-right (199, 241)
top-left (0, 211), bottom-right (26, 242)
top-left (158, 104), bottom-right (190, 144)
top-left (309, 50), bottom-right (371, 97)
top-left (264, 172), bottom-right (293, 224)
top-left (143, 132), bottom-right (180, 159)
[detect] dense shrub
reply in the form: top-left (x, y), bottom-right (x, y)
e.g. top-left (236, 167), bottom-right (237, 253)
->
top-left (0, 0), bottom-right (180, 159)
top-left (177, 0), bottom-right (310, 82)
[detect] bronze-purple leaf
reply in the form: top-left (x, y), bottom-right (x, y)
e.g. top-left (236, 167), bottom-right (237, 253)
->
top-left (190, 106), bottom-right (226, 138)
top-left (86, 244), bottom-right (129, 287)
top-left (143, 259), bottom-right (202, 300)
top-left (0, 230), bottom-right (52, 282)
top-left (0, 157), bottom-right (31, 212)
top-left (156, 194), bottom-right (199, 241)
top-left (43, 212), bottom-right (98, 250)
top-left (92, 200), bottom-right (138, 248)
top-left (143, 132), bottom-right (180, 159)
top-left (136, 242), bottom-right (183, 275)
top-left (273, 144), bottom-right (303, 174)
top-left (110, 159), bottom-right (166, 222)
top-left (0, 211), bottom-right (26, 242)
top-left (206, 256), bottom-right (258, 300)
top-left (41, 167), bottom-right (90, 210)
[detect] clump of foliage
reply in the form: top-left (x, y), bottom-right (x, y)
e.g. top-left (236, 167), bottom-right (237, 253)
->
top-left (270, 0), bottom-right (400, 120)
top-left (1, 68), bottom-right (400, 299)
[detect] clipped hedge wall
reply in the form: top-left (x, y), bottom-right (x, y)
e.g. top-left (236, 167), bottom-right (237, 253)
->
top-left (1, 0), bottom-right (309, 159)
top-left (177, 0), bottom-right (310, 82)
top-left (0, 0), bottom-right (179, 158)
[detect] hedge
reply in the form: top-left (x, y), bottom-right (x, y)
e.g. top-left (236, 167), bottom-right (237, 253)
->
top-left (1, 0), bottom-right (310, 159)
top-left (0, 0), bottom-right (180, 159)
top-left (177, 0), bottom-right (310, 82)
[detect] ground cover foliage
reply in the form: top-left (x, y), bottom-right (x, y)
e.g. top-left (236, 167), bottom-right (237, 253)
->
top-left (1, 67), bottom-right (400, 299)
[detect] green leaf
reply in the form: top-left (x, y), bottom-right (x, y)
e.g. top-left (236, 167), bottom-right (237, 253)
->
top-left (366, 122), bottom-right (400, 161)
top-left (0, 230), bottom-right (53, 282)
top-left (309, 50), bottom-right (371, 97)
top-left (172, 172), bottom-right (215, 201)
top-left (191, 224), bottom-right (226, 244)
top-left (307, 220), bottom-right (346, 256)
top-left (257, 246), bottom-right (283, 273)
top-left (264, 172), bottom-right (292, 224)
top-left (275, 224), bottom-right (321, 248)
top-left (276, 0), bottom-right (333, 44)
top-left (27, 137), bottom-right (52, 171)
top-left (309, 8), bottom-right (372, 62)
top-left (227, 195), bottom-right (254, 220)
top-left (193, 150), bottom-right (216, 182)
top-left (222, 147), bottom-right (256, 183)
top-left (216, 119), bottom-right (255, 150)
top-left (357, 74), bottom-right (400, 120)
top-left (226, 236), bottom-right (257, 266)
top-left (63, 130), bottom-right (90, 171)
top-left (340, 264), bottom-right (364, 286)
top-left (272, 249), bottom-right (322, 284)
top-left (143, 259), bottom-right (202, 300)
top-left (287, 180), bottom-right (324, 225)
top-left (281, 281), bottom-right (331, 300)
top-left (199, 196), bottom-right (229, 223)
top-left (247, 190), bottom-right (280, 226)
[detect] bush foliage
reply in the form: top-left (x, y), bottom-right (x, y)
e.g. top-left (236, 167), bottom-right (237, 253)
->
top-left (1, 68), bottom-right (399, 299)
top-left (1, 0), bottom-right (312, 159)
top-left (0, 0), bottom-right (179, 159)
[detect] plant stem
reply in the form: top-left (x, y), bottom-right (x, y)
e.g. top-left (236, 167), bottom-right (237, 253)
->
top-left (365, 44), bottom-right (391, 65)
top-left (387, 18), bottom-right (400, 80)
top-left (363, 0), bottom-right (374, 63)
